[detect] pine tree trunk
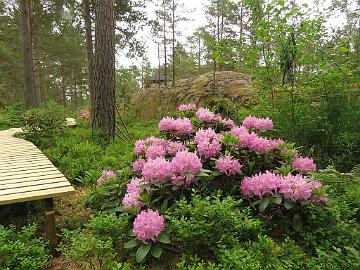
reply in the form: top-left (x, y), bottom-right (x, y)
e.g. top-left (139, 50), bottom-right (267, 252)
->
top-left (171, 0), bottom-right (175, 86)
top-left (92, 0), bottom-right (116, 140)
top-left (198, 37), bottom-right (201, 75)
top-left (83, 0), bottom-right (95, 114)
top-left (163, 0), bottom-right (167, 87)
top-left (19, 0), bottom-right (38, 108)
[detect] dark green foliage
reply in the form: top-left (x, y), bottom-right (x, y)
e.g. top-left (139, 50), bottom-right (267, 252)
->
top-left (0, 105), bottom-right (25, 130)
top-left (0, 224), bottom-right (50, 270)
top-left (58, 212), bottom-right (131, 270)
top-left (167, 195), bottom-right (262, 254)
top-left (22, 101), bottom-right (67, 134)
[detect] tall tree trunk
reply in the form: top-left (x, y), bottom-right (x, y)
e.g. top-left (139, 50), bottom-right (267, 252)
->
top-left (43, 77), bottom-right (47, 101)
top-left (171, 0), bottom-right (175, 86)
top-left (238, 2), bottom-right (244, 68)
top-left (19, 0), bottom-right (38, 108)
top-left (157, 41), bottom-right (161, 89)
top-left (163, 0), bottom-right (167, 87)
top-left (83, 0), bottom-right (95, 115)
top-left (198, 36), bottom-right (201, 75)
top-left (62, 77), bottom-right (66, 107)
top-left (71, 70), bottom-right (77, 112)
top-left (92, 0), bottom-right (116, 139)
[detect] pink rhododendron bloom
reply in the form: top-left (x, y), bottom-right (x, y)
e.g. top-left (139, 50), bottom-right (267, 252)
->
top-left (279, 174), bottom-right (314, 202)
top-left (241, 171), bottom-right (282, 198)
top-left (122, 178), bottom-right (145, 212)
top-left (171, 151), bottom-right (202, 185)
top-left (158, 117), bottom-right (193, 136)
top-left (230, 126), bottom-right (282, 153)
top-left (178, 103), bottom-right (197, 111)
top-left (122, 193), bottom-right (144, 212)
top-left (134, 139), bottom-right (147, 155)
top-left (196, 108), bottom-right (215, 122)
top-left (79, 109), bottom-right (91, 120)
top-left (194, 128), bottom-right (223, 158)
top-left (166, 141), bottom-right (186, 155)
top-left (142, 157), bottom-right (172, 183)
top-left (134, 137), bottom-right (168, 155)
top-left (96, 170), bottom-right (116, 185)
top-left (132, 159), bottom-right (146, 173)
top-left (133, 209), bottom-right (165, 244)
top-left (146, 144), bottom-right (166, 159)
top-left (292, 157), bottom-right (316, 172)
top-left (221, 118), bottom-right (236, 128)
top-left (241, 171), bottom-right (327, 203)
top-left (242, 116), bottom-right (273, 131)
top-left (213, 114), bottom-right (223, 122)
top-left (215, 156), bottom-right (242, 176)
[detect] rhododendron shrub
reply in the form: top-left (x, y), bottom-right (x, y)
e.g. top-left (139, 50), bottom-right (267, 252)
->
top-left (119, 105), bottom-right (328, 263)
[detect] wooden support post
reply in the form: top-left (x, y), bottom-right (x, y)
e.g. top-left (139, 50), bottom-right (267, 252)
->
top-left (44, 198), bottom-right (58, 250)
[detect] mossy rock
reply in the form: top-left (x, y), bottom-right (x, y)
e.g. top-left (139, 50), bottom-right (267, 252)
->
top-left (131, 71), bottom-right (254, 120)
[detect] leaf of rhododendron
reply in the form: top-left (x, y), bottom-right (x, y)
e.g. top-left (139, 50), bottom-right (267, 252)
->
top-left (150, 245), bottom-right (163, 258)
top-left (128, 229), bottom-right (136, 236)
top-left (292, 214), bottom-right (303, 231)
top-left (284, 199), bottom-right (296, 209)
top-left (259, 197), bottom-right (271, 212)
top-left (157, 233), bottom-right (170, 244)
top-left (271, 196), bottom-right (282, 205)
top-left (124, 239), bottom-right (139, 249)
top-left (136, 243), bottom-right (152, 263)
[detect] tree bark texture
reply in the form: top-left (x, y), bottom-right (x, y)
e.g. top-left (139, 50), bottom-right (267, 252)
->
top-left (163, 0), bottom-right (167, 86)
top-left (83, 0), bottom-right (95, 115)
top-left (19, 0), bottom-right (38, 108)
top-left (92, 0), bottom-right (116, 139)
top-left (172, 0), bottom-right (175, 86)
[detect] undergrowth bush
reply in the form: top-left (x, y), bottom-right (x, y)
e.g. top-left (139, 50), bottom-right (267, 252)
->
top-left (0, 224), bottom-right (50, 270)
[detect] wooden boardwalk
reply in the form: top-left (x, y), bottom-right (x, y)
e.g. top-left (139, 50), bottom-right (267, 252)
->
top-left (0, 132), bottom-right (75, 247)
top-left (0, 137), bottom-right (75, 205)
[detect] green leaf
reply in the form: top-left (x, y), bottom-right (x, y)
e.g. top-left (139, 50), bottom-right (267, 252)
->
top-left (271, 196), bottom-right (282, 205)
top-left (124, 239), bottom-right (139, 249)
top-left (150, 245), bottom-right (163, 258)
top-left (259, 197), bottom-right (271, 212)
top-left (128, 229), bottom-right (136, 236)
top-left (284, 200), bottom-right (296, 209)
top-left (136, 243), bottom-right (152, 263)
top-left (197, 172), bottom-right (209, 177)
top-left (292, 214), bottom-right (303, 231)
top-left (161, 199), bottom-right (168, 212)
top-left (157, 233), bottom-right (170, 244)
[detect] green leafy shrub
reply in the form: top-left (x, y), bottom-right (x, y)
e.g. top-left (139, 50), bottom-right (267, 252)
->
top-left (0, 104), bottom-right (24, 130)
top-left (22, 101), bottom-right (66, 134)
top-left (58, 213), bottom-right (131, 270)
top-left (0, 224), bottom-right (50, 270)
top-left (167, 195), bottom-right (262, 254)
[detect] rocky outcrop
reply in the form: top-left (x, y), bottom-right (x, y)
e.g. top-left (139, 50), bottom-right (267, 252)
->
top-left (132, 71), bottom-right (253, 120)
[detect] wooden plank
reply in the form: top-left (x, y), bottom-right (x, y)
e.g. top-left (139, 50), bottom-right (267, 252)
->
top-left (0, 162), bottom-right (55, 171)
top-left (0, 164), bottom-right (56, 173)
top-left (0, 159), bottom-right (54, 167)
top-left (0, 178), bottom-right (69, 190)
top-left (0, 156), bottom-right (52, 163)
top-left (0, 186), bottom-right (75, 205)
top-left (0, 171), bottom-right (65, 182)
top-left (0, 182), bottom-right (72, 196)
top-left (0, 166), bottom-right (59, 177)
top-left (0, 175), bottom-right (67, 185)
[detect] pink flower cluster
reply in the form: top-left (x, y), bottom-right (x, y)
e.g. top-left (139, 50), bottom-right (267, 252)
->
top-left (231, 126), bottom-right (283, 153)
top-left (132, 158), bottom-right (146, 173)
top-left (240, 171), bottom-right (327, 203)
top-left (159, 117), bottom-right (193, 136)
top-left (133, 209), bottom-right (165, 244)
top-left (79, 109), bottom-right (91, 120)
top-left (242, 116), bottom-right (273, 131)
top-left (194, 128), bottom-right (223, 158)
top-left (215, 156), bottom-right (242, 176)
top-left (142, 157), bottom-right (172, 183)
top-left (122, 178), bottom-right (144, 212)
top-left (171, 151), bottom-right (202, 185)
top-left (96, 170), bottom-right (116, 185)
top-left (134, 137), bottom-right (167, 155)
top-left (178, 103), bottom-right (197, 111)
top-left (166, 141), bottom-right (186, 155)
top-left (292, 157), bottom-right (316, 172)
top-left (196, 108), bottom-right (215, 122)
